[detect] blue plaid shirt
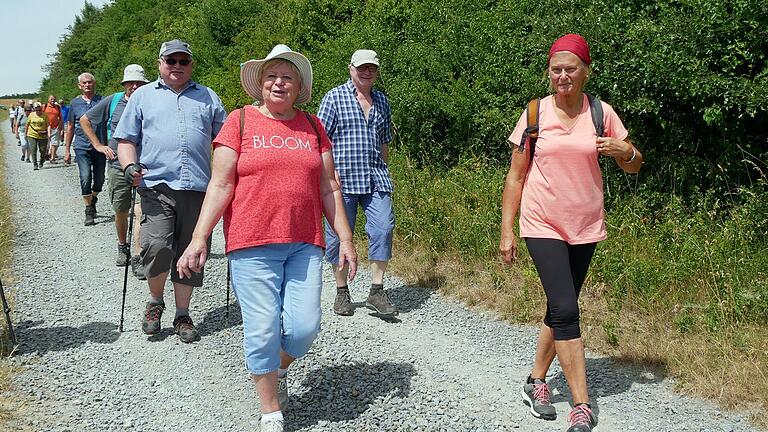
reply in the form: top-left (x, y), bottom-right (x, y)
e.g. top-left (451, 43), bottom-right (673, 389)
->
top-left (317, 80), bottom-right (394, 194)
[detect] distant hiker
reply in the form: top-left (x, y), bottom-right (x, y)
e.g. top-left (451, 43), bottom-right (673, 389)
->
top-left (59, 99), bottom-right (69, 143)
top-left (64, 72), bottom-right (105, 226)
top-left (176, 44), bottom-right (356, 432)
top-left (12, 99), bottom-right (26, 140)
top-left (25, 102), bottom-right (50, 171)
top-left (42, 95), bottom-right (63, 164)
top-left (114, 39), bottom-right (227, 343)
top-left (14, 105), bottom-right (32, 162)
top-left (80, 64), bottom-right (149, 278)
top-left (317, 49), bottom-right (398, 317)
top-left (499, 34), bottom-right (643, 432)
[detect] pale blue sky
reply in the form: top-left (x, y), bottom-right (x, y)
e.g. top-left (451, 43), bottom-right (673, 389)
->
top-left (0, 0), bottom-right (112, 96)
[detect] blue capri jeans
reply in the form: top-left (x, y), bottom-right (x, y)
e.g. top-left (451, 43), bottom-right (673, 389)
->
top-left (229, 242), bottom-right (323, 375)
top-left (74, 148), bottom-right (106, 196)
top-left (325, 191), bottom-right (395, 264)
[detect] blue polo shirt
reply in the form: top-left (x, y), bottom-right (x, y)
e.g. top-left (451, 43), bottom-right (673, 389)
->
top-left (113, 79), bottom-right (227, 192)
top-left (68, 95), bottom-right (105, 151)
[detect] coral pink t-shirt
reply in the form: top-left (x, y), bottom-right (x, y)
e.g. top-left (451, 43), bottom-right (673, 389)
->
top-left (213, 106), bottom-right (332, 253)
top-left (508, 94), bottom-right (628, 244)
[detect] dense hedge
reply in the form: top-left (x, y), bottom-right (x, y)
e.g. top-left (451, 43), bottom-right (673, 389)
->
top-left (42, 0), bottom-right (768, 193)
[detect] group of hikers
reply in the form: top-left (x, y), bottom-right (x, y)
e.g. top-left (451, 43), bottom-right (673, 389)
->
top-left (9, 96), bottom-right (67, 169)
top-left (7, 33), bottom-right (642, 432)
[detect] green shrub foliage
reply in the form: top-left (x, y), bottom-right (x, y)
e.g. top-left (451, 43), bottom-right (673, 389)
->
top-left (41, 0), bottom-right (767, 192)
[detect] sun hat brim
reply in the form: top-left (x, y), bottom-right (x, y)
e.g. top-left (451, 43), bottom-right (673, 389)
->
top-left (241, 45), bottom-right (313, 105)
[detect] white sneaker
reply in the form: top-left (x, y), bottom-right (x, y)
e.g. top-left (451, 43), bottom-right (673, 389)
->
top-left (261, 418), bottom-right (284, 432)
top-left (277, 375), bottom-right (289, 411)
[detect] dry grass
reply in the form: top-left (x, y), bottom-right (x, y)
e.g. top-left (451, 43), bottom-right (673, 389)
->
top-left (0, 103), bottom-right (19, 429)
top-left (389, 239), bottom-right (768, 430)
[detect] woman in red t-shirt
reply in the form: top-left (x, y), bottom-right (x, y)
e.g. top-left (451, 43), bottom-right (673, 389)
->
top-left (500, 34), bottom-right (643, 432)
top-left (177, 45), bottom-right (356, 432)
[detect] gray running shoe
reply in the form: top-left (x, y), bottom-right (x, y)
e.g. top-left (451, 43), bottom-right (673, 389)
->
top-left (333, 288), bottom-right (354, 316)
top-left (260, 418), bottom-right (284, 432)
top-left (566, 404), bottom-right (598, 432)
top-left (131, 255), bottom-right (147, 280)
top-left (522, 379), bottom-right (556, 420)
top-left (277, 374), bottom-right (289, 411)
top-left (173, 315), bottom-right (200, 343)
top-left (116, 244), bottom-right (130, 267)
top-left (365, 288), bottom-right (398, 316)
top-left (142, 302), bottom-right (164, 334)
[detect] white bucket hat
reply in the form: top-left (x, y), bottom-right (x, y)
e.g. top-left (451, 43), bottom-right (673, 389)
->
top-left (121, 64), bottom-right (150, 84)
top-left (240, 44), bottom-right (313, 105)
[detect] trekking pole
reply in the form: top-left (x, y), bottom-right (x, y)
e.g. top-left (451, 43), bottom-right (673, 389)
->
top-left (0, 276), bottom-right (18, 353)
top-left (225, 261), bottom-right (231, 322)
top-left (119, 186), bottom-right (137, 332)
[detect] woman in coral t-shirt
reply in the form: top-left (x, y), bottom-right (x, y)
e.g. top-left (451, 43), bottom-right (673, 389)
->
top-left (177, 45), bottom-right (356, 432)
top-left (500, 34), bottom-right (643, 432)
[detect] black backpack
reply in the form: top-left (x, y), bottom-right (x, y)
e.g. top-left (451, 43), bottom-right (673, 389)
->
top-left (518, 94), bottom-right (604, 162)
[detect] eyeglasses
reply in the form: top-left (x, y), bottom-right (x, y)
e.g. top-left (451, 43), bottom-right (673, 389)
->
top-left (355, 65), bottom-right (379, 73)
top-left (163, 57), bottom-right (191, 66)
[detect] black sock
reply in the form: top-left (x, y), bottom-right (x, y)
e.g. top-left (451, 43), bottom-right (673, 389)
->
top-left (337, 285), bottom-right (348, 292)
top-left (527, 375), bottom-right (546, 384)
top-left (370, 283), bottom-right (384, 292)
top-left (574, 403), bottom-right (591, 409)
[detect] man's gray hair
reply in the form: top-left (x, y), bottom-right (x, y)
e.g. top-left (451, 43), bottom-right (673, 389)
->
top-left (77, 72), bottom-right (95, 83)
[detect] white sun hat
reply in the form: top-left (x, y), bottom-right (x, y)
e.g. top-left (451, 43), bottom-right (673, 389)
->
top-left (240, 44), bottom-right (313, 105)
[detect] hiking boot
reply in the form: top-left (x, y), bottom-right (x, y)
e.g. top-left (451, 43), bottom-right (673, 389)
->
top-left (84, 206), bottom-right (95, 226)
top-left (566, 404), bottom-right (598, 432)
top-left (365, 288), bottom-right (398, 316)
top-left (173, 315), bottom-right (200, 343)
top-left (522, 377), bottom-right (556, 420)
top-left (333, 288), bottom-right (354, 316)
top-left (115, 244), bottom-right (130, 267)
top-left (142, 302), bottom-right (165, 334)
top-left (260, 418), bottom-right (284, 432)
top-left (33, 163), bottom-right (39, 170)
top-left (277, 374), bottom-right (289, 411)
top-left (131, 255), bottom-right (147, 280)
top-left (20, 156), bottom-right (24, 161)
top-left (92, 195), bottom-right (98, 210)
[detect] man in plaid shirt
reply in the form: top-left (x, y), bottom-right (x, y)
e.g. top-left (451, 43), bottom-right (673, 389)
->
top-left (318, 49), bottom-right (398, 318)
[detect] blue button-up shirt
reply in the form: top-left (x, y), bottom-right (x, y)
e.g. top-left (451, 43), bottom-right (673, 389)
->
top-left (113, 79), bottom-right (227, 192)
top-left (68, 95), bottom-right (105, 151)
top-left (317, 80), bottom-right (394, 194)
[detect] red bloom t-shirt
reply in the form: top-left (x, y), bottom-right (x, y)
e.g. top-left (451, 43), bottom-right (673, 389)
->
top-left (213, 106), bottom-right (332, 253)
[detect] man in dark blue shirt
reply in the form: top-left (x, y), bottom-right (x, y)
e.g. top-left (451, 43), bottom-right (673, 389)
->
top-left (64, 72), bottom-right (105, 226)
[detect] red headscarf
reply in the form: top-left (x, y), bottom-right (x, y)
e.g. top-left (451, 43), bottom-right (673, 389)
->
top-left (548, 34), bottom-right (591, 65)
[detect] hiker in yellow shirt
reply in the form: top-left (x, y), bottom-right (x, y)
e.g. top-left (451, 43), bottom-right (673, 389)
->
top-left (25, 102), bottom-right (50, 171)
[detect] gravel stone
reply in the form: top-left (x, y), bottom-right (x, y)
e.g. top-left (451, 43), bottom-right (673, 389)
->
top-left (0, 120), bottom-right (761, 431)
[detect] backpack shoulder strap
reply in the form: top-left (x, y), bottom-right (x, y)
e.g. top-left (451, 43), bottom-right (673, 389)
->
top-left (107, 92), bottom-right (125, 141)
top-left (518, 98), bottom-right (540, 163)
top-left (303, 111), bottom-right (320, 138)
top-left (586, 93), bottom-right (604, 137)
top-left (239, 106), bottom-right (246, 140)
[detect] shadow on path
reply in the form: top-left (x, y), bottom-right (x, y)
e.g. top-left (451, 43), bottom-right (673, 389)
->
top-left (388, 284), bottom-right (434, 313)
top-left (286, 361), bottom-right (416, 431)
top-left (548, 356), bottom-right (666, 414)
top-left (198, 303), bottom-right (242, 337)
top-left (16, 320), bottom-right (120, 355)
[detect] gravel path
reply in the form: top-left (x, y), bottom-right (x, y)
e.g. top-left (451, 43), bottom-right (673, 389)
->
top-left (2, 119), bottom-right (758, 432)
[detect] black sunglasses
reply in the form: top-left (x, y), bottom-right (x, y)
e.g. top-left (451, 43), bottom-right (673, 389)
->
top-left (163, 58), bottom-right (191, 66)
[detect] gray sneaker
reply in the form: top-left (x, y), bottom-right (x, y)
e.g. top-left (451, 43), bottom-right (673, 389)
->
top-left (131, 255), bottom-right (146, 280)
top-left (116, 244), bottom-right (130, 267)
top-left (365, 288), bottom-right (398, 316)
top-left (333, 288), bottom-right (354, 316)
top-left (277, 374), bottom-right (289, 411)
top-left (142, 302), bottom-right (164, 334)
top-left (566, 404), bottom-right (597, 432)
top-left (260, 418), bottom-right (283, 432)
top-left (522, 378), bottom-right (556, 420)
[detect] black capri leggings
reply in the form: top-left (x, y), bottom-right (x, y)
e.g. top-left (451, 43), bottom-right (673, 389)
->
top-left (525, 238), bottom-right (597, 341)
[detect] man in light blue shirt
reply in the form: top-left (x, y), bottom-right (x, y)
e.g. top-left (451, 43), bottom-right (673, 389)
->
top-left (115, 39), bottom-right (227, 343)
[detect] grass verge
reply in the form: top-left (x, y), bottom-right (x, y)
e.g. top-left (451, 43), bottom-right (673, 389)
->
top-left (0, 100), bottom-right (19, 427)
top-left (386, 150), bottom-right (768, 429)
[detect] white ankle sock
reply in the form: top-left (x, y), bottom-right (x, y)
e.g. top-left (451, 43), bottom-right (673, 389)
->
top-left (261, 411), bottom-right (283, 422)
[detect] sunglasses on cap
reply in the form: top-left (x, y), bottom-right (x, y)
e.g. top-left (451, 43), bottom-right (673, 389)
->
top-left (162, 57), bottom-right (191, 66)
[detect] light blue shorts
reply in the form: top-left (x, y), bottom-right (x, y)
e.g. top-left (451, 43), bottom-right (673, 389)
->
top-left (325, 191), bottom-right (395, 264)
top-left (229, 242), bottom-right (323, 375)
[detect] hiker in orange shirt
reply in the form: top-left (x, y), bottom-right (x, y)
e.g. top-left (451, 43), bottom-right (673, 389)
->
top-left (42, 95), bottom-right (63, 163)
